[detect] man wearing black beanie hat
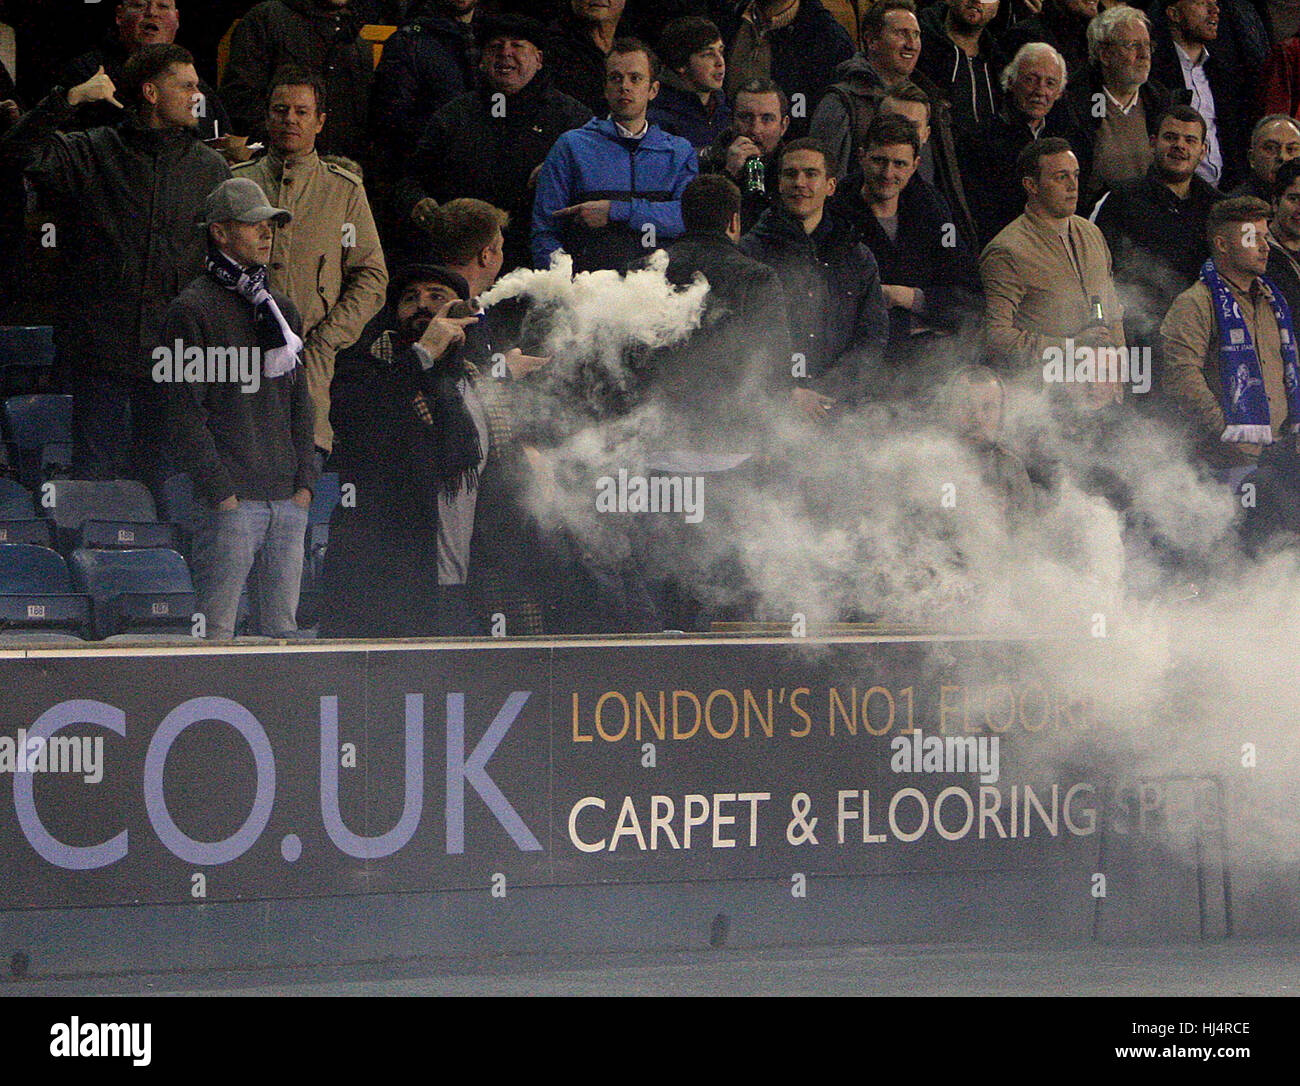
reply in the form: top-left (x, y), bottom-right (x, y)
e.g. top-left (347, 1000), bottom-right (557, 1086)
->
top-left (395, 11), bottom-right (591, 272)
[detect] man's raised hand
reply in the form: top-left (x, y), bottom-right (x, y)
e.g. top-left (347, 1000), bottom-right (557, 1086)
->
top-left (724, 136), bottom-right (763, 177)
top-left (68, 66), bottom-right (124, 110)
top-left (418, 298), bottom-right (479, 360)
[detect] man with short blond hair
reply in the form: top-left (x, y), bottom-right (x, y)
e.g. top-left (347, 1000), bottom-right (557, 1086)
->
top-left (532, 38), bottom-right (697, 272)
top-left (60, 0), bottom-right (231, 142)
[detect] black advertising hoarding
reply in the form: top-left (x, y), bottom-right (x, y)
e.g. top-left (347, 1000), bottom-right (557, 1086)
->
top-left (0, 639), bottom-right (1109, 910)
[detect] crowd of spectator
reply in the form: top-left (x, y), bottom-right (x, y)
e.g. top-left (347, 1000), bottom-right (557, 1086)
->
top-left (2, 0), bottom-right (1300, 639)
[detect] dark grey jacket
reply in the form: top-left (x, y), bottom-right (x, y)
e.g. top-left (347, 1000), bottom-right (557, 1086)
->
top-left (0, 91), bottom-right (230, 381)
top-left (162, 274), bottom-right (319, 507)
top-left (740, 205), bottom-right (889, 404)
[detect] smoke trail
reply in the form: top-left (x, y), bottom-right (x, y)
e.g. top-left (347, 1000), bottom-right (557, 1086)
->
top-left (475, 250), bottom-right (1300, 892)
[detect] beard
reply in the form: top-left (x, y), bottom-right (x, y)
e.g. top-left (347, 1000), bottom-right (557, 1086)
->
top-left (398, 311), bottom-right (433, 343)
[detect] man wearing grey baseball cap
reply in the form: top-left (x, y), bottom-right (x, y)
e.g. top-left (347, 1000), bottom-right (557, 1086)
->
top-left (161, 175), bottom-right (320, 640)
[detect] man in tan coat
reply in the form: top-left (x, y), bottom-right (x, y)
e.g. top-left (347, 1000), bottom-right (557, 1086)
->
top-left (1161, 195), bottom-right (1299, 472)
top-left (234, 65), bottom-right (387, 461)
top-left (980, 136), bottom-right (1125, 385)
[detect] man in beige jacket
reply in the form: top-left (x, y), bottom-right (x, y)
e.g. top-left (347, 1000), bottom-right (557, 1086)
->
top-left (234, 64), bottom-right (387, 462)
top-left (980, 136), bottom-right (1125, 388)
top-left (1161, 195), bottom-right (1298, 472)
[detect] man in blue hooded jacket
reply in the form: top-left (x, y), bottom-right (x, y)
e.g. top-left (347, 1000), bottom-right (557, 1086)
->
top-left (532, 37), bottom-right (698, 273)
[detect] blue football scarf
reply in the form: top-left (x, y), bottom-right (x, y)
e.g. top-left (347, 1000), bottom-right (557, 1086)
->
top-left (1200, 257), bottom-right (1300, 444)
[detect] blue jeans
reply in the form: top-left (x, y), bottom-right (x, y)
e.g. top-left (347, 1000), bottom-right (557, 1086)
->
top-left (192, 499), bottom-right (308, 639)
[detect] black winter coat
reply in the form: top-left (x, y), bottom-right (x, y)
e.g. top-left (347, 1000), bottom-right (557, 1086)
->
top-left (649, 229), bottom-right (792, 449)
top-left (831, 176), bottom-right (981, 358)
top-left (221, 0), bottom-right (374, 159)
top-left (323, 315), bottom-right (544, 637)
top-left (397, 74), bottom-right (592, 272)
top-left (648, 76), bottom-right (732, 152)
top-left (999, 5), bottom-right (1091, 82)
top-left (370, 2), bottom-right (480, 167)
top-left (162, 274), bottom-right (318, 507)
top-left (0, 92), bottom-right (231, 382)
top-left (740, 205), bottom-right (888, 403)
top-left (915, 2), bottom-right (1005, 138)
top-left (1091, 167), bottom-right (1222, 344)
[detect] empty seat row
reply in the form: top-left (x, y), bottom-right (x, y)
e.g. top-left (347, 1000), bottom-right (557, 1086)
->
top-left (0, 477), bottom-right (175, 556)
top-left (0, 471), bottom-right (345, 639)
top-left (0, 542), bottom-right (196, 641)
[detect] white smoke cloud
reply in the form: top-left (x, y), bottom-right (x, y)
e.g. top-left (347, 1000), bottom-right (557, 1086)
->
top-left (479, 254), bottom-right (1300, 882)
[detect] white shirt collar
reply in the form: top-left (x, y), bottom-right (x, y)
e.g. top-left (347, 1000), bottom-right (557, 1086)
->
top-left (1103, 86), bottom-right (1140, 114)
top-left (613, 118), bottom-right (650, 139)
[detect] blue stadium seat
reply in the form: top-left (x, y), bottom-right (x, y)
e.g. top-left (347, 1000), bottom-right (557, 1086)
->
top-left (40, 441), bottom-right (72, 481)
top-left (0, 542), bottom-right (71, 592)
top-left (0, 477), bottom-right (34, 518)
top-left (0, 519), bottom-right (54, 547)
top-left (41, 478), bottom-right (174, 553)
top-left (0, 327), bottom-right (56, 370)
top-left (0, 593), bottom-right (92, 639)
top-left (0, 327), bottom-right (56, 396)
top-left (3, 394), bottom-right (73, 490)
top-left (0, 542), bottom-right (90, 638)
top-left (68, 547), bottom-right (196, 639)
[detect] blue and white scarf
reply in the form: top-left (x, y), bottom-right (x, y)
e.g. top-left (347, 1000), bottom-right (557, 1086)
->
top-left (206, 246), bottom-right (304, 379)
top-left (1201, 257), bottom-right (1300, 444)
